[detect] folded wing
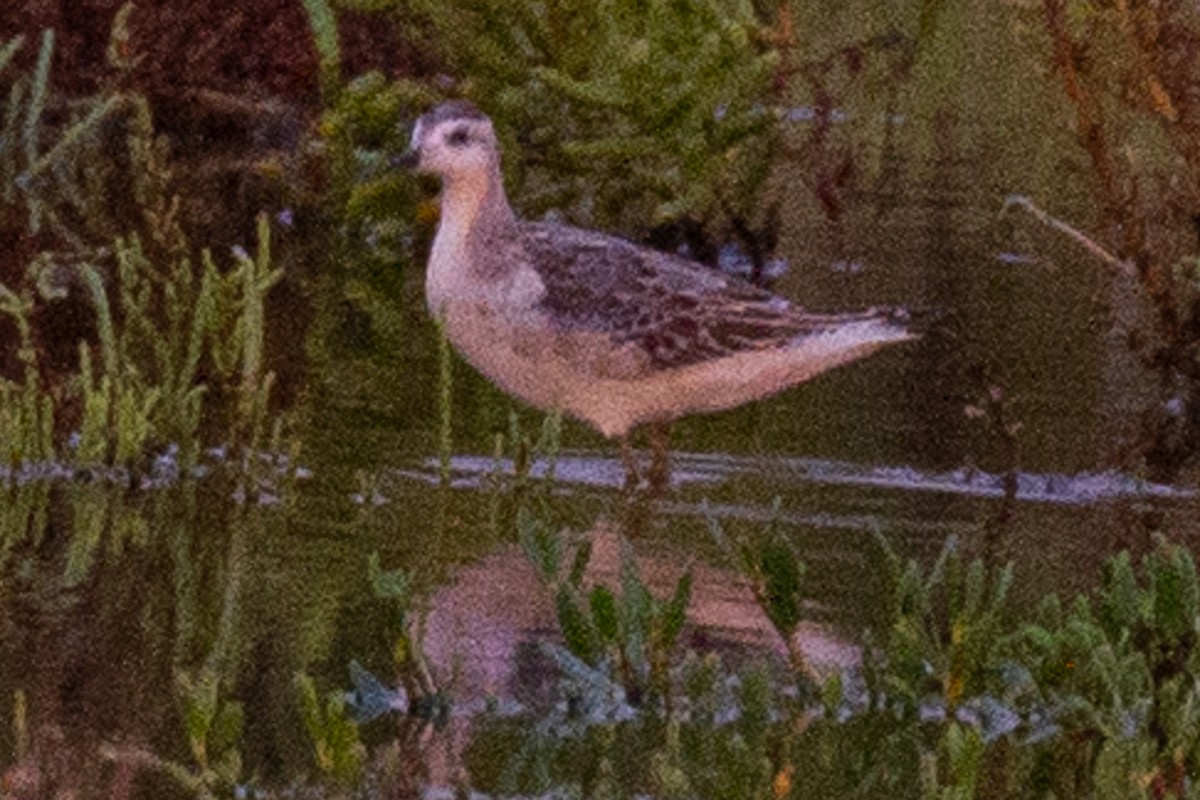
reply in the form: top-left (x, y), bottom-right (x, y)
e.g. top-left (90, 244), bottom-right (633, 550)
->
top-left (522, 221), bottom-right (906, 370)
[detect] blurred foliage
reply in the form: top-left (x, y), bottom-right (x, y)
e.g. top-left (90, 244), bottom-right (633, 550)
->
top-left (436, 321), bottom-right (453, 484)
top-left (300, 0), bottom-right (341, 103)
top-left (0, 29), bottom-right (130, 255)
top-left (403, 0), bottom-right (785, 259)
top-left (309, 72), bottom-right (435, 364)
top-left (0, 487), bottom-right (314, 799)
top-left (486, 407), bottom-right (564, 496)
top-left (176, 667), bottom-right (245, 792)
top-left (708, 500), bottom-right (814, 680)
top-left (0, 284), bottom-right (54, 466)
top-left (358, 551), bottom-right (449, 724)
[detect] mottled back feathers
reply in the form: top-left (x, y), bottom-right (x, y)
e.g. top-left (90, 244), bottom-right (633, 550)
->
top-left (518, 221), bottom-right (902, 370)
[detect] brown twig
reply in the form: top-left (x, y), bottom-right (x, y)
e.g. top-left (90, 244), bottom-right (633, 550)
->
top-left (1042, 0), bottom-right (1125, 227)
top-left (1003, 194), bottom-right (1137, 278)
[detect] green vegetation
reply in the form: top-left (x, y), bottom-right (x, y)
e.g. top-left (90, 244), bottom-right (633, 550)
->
top-left (0, 284), bottom-right (53, 466)
top-left (300, 0), bottom-right (342, 103)
top-left (2, 214), bottom-right (282, 472)
top-left (437, 321), bottom-right (454, 484)
top-left (0, 22), bottom-right (285, 477)
top-left (520, 504), bottom-right (694, 704)
top-left (302, 510), bottom-right (1200, 799)
top-left (1, 29), bottom-right (127, 247)
top-left (490, 525), bottom-right (1200, 798)
top-left (296, 672), bottom-right (365, 784)
top-left (399, 0), bottom-right (788, 272)
top-left (176, 666), bottom-right (245, 793)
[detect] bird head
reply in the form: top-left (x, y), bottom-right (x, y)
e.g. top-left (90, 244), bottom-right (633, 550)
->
top-left (397, 100), bottom-right (500, 181)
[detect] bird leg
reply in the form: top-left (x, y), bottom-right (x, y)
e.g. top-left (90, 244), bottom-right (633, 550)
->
top-left (647, 421), bottom-right (672, 492)
top-left (619, 424), bottom-right (672, 493)
top-left (620, 436), bottom-right (642, 492)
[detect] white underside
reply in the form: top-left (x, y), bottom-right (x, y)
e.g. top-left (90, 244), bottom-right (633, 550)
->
top-left (441, 301), bottom-right (913, 439)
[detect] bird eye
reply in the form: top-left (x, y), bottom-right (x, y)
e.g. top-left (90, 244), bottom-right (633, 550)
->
top-left (447, 127), bottom-right (470, 146)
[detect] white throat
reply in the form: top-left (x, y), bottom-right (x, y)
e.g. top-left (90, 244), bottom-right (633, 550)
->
top-left (426, 170), bottom-right (494, 318)
top-left (423, 161), bottom-right (542, 323)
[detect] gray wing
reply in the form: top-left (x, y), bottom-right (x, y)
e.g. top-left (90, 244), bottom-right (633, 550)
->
top-left (521, 221), bottom-right (899, 369)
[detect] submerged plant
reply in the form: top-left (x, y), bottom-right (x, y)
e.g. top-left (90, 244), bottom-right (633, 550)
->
top-left (296, 672), bottom-right (366, 786)
top-left (518, 505), bottom-right (692, 706)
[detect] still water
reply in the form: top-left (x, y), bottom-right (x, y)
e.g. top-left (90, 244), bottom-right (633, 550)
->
top-left (2, 95), bottom-right (1198, 795)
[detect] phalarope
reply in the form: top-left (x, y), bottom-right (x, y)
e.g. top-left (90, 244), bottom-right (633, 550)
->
top-left (401, 100), bottom-right (914, 489)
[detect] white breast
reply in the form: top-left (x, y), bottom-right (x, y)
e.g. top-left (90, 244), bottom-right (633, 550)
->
top-left (426, 215), bottom-right (469, 320)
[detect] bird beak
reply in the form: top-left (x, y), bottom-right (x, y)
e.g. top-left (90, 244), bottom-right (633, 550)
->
top-left (392, 148), bottom-right (421, 170)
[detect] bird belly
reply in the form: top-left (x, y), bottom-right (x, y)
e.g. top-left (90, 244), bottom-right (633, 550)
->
top-left (439, 301), bottom-right (592, 414)
top-left (441, 306), bottom-right (911, 440)
top-left (440, 299), bottom-right (658, 436)
top-left (559, 320), bottom-right (914, 438)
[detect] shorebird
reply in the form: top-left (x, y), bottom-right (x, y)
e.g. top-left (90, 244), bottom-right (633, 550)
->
top-left (401, 100), bottom-right (914, 490)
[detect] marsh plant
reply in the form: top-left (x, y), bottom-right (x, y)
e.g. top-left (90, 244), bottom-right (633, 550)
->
top-left (455, 516), bottom-right (1200, 798)
top-left (319, 71), bottom-right (432, 268)
top-left (707, 501), bottom-right (817, 683)
top-left (0, 28), bottom-right (127, 258)
top-left (38, 498), bottom-right (1200, 798)
top-left (519, 504), bottom-right (694, 706)
top-left (296, 672), bottom-right (366, 786)
top-left (2, 213), bottom-right (284, 474)
top-left (0, 22), bottom-right (286, 478)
